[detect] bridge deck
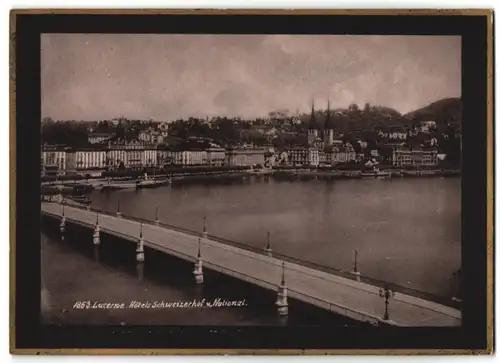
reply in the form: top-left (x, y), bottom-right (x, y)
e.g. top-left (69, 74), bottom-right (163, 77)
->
top-left (41, 202), bottom-right (461, 327)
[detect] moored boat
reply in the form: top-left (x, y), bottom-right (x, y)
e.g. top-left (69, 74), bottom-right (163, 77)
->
top-left (136, 178), bottom-right (171, 188)
top-left (249, 169), bottom-right (272, 176)
top-left (361, 160), bottom-right (391, 178)
top-left (101, 179), bottom-right (139, 190)
top-left (361, 170), bottom-right (391, 178)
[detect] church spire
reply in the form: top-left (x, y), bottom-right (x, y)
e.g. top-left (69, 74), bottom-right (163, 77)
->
top-left (325, 98), bottom-right (333, 130)
top-left (309, 99), bottom-right (317, 129)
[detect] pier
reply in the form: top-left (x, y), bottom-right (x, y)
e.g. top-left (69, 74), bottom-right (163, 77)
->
top-left (41, 202), bottom-right (461, 327)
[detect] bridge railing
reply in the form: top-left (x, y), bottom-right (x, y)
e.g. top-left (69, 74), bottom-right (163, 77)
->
top-left (44, 200), bottom-right (460, 309)
top-left (44, 208), bottom-right (385, 326)
top-left (143, 237), bottom-right (388, 327)
top-left (285, 288), bottom-right (392, 326)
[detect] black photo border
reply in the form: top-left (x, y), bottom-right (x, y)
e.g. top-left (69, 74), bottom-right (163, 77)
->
top-left (10, 9), bottom-right (494, 355)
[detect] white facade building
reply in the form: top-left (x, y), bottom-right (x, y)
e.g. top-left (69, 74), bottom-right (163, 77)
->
top-left (141, 148), bottom-right (158, 167)
top-left (74, 150), bottom-right (107, 170)
top-left (207, 147), bottom-right (226, 166)
top-left (107, 148), bottom-right (128, 168)
top-left (42, 148), bottom-right (68, 175)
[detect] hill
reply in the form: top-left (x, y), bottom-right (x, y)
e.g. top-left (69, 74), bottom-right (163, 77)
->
top-left (404, 97), bottom-right (462, 129)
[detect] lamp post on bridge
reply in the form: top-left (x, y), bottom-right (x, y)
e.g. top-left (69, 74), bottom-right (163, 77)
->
top-left (155, 206), bottom-right (160, 226)
top-left (276, 261), bottom-right (288, 316)
top-left (193, 237), bottom-right (204, 284)
top-left (379, 284), bottom-right (395, 321)
top-left (265, 231), bottom-right (272, 257)
top-left (136, 223), bottom-right (145, 262)
top-left (93, 212), bottom-right (100, 246)
top-left (59, 204), bottom-right (66, 239)
top-left (117, 200), bottom-right (122, 217)
top-left (351, 249), bottom-right (361, 281)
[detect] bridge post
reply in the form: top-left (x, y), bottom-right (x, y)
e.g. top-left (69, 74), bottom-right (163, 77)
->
top-left (136, 223), bottom-right (145, 262)
top-left (93, 212), bottom-right (100, 246)
top-left (59, 204), bottom-right (66, 240)
top-left (379, 284), bottom-right (394, 321)
top-left (193, 238), bottom-right (204, 284)
top-left (155, 206), bottom-right (160, 226)
top-left (202, 216), bottom-right (207, 239)
top-left (351, 249), bottom-right (361, 281)
top-left (117, 200), bottom-right (122, 218)
top-left (265, 231), bottom-right (272, 257)
top-left (276, 262), bottom-right (288, 316)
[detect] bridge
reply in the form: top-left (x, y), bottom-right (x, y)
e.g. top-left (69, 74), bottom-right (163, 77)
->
top-left (41, 202), bottom-right (461, 327)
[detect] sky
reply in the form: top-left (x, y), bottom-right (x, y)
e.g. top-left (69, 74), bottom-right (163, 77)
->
top-left (41, 34), bottom-right (461, 121)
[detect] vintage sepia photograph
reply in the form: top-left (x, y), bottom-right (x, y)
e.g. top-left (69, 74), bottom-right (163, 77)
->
top-left (39, 33), bottom-right (463, 328)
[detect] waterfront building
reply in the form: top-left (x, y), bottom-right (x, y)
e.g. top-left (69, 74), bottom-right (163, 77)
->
top-left (325, 142), bottom-right (357, 164)
top-left (41, 145), bottom-right (70, 175)
top-left (88, 132), bottom-right (115, 145)
top-left (141, 146), bottom-right (158, 167)
top-left (165, 150), bottom-right (183, 165)
top-left (71, 149), bottom-right (107, 172)
top-left (157, 144), bottom-right (177, 167)
top-left (127, 149), bottom-right (144, 169)
top-left (226, 148), bottom-right (267, 167)
top-left (206, 145), bottom-right (226, 166)
top-left (286, 147), bottom-right (309, 166)
top-left (318, 150), bottom-right (328, 166)
top-left (157, 142), bottom-right (224, 167)
top-left (107, 146), bottom-right (128, 169)
top-left (380, 144), bottom-right (438, 167)
top-left (308, 148), bottom-right (320, 167)
top-left (177, 150), bottom-right (209, 166)
top-left (107, 138), bottom-right (147, 169)
top-left (419, 148), bottom-right (439, 166)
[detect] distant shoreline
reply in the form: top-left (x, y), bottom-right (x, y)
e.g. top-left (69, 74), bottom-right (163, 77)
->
top-left (40, 168), bottom-right (461, 195)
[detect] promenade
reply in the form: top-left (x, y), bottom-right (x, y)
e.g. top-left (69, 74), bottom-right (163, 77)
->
top-left (41, 202), bottom-right (461, 327)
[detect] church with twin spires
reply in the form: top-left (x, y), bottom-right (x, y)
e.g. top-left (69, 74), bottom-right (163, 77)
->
top-left (307, 99), bottom-right (337, 149)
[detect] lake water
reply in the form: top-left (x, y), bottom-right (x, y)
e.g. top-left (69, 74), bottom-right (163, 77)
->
top-left (41, 176), bottom-right (461, 325)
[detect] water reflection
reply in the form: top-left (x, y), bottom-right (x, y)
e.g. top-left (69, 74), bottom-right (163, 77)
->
top-left (136, 261), bottom-right (144, 281)
top-left (93, 245), bottom-right (100, 262)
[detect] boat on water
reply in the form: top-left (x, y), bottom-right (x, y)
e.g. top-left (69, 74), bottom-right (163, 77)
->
top-left (101, 179), bottom-right (140, 190)
top-left (100, 173), bottom-right (172, 190)
top-left (361, 160), bottom-right (391, 178)
top-left (136, 178), bottom-right (171, 188)
top-left (248, 167), bottom-right (272, 175)
top-left (361, 170), bottom-right (391, 178)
